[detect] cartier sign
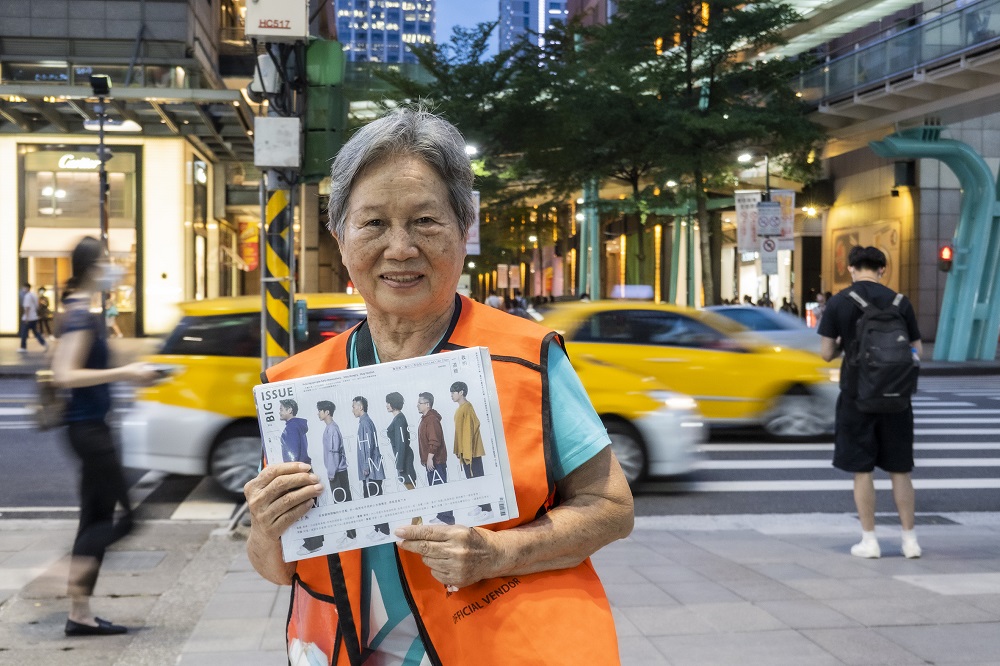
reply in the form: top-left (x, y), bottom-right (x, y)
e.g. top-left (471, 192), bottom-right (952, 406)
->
top-left (58, 154), bottom-right (101, 170)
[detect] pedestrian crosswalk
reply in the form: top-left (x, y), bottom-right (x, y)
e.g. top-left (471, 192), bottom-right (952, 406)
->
top-left (646, 376), bottom-right (1000, 496)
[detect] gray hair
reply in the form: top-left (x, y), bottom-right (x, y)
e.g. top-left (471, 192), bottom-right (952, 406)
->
top-left (326, 107), bottom-right (475, 240)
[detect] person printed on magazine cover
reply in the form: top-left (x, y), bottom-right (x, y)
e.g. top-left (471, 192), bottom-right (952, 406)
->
top-left (418, 392), bottom-right (454, 525)
top-left (279, 400), bottom-right (310, 465)
top-left (451, 381), bottom-right (492, 518)
top-left (317, 400), bottom-right (356, 545)
top-left (280, 399), bottom-right (323, 555)
top-left (353, 396), bottom-right (390, 539)
top-left (386, 391), bottom-right (422, 526)
top-left (385, 392), bottom-right (418, 487)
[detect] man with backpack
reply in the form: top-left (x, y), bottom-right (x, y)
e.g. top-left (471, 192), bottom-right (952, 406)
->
top-left (819, 246), bottom-right (923, 559)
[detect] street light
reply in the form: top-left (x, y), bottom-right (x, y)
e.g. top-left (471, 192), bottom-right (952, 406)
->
top-left (90, 74), bottom-right (113, 259)
top-left (738, 151), bottom-right (771, 201)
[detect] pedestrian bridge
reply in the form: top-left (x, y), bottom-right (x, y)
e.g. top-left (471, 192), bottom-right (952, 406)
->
top-left (796, 0), bottom-right (1000, 156)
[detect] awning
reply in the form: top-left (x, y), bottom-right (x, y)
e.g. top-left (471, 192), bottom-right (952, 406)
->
top-left (19, 227), bottom-right (136, 258)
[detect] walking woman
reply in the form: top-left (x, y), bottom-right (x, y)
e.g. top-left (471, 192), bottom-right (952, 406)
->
top-left (51, 237), bottom-right (156, 636)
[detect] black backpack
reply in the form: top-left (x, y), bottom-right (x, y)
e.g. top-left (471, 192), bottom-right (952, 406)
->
top-left (845, 291), bottom-right (919, 413)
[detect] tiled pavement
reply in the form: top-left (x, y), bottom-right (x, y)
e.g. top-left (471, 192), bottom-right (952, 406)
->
top-left (5, 512), bottom-right (998, 664)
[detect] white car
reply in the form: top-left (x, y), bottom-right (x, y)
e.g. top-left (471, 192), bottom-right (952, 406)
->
top-left (705, 305), bottom-right (823, 355)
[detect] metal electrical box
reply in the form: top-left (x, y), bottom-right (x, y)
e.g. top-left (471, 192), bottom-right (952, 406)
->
top-left (244, 0), bottom-right (309, 43)
top-left (254, 117), bottom-right (301, 168)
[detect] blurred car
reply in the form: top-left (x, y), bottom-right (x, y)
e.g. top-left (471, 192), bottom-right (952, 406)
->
top-left (705, 305), bottom-right (821, 355)
top-left (122, 295), bottom-right (701, 495)
top-left (542, 301), bottom-right (840, 439)
top-left (121, 294), bottom-right (367, 497)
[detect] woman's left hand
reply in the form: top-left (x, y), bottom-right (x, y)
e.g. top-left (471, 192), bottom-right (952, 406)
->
top-left (394, 524), bottom-right (503, 588)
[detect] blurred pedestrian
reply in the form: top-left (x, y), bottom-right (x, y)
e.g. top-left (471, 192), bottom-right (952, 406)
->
top-left (37, 287), bottom-right (53, 338)
top-left (104, 295), bottom-right (123, 338)
top-left (814, 292), bottom-right (827, 328)
top-left (50, 237), bottom-right (157, 636)
top-left (819, 246), bottom-right (923, 560)
top-left (18, 282), bottom-right (47, 352)
top-left (485, 290), bottom-right (503, 309)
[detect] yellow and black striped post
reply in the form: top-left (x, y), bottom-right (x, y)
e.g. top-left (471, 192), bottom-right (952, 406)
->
top-left (262, 187), bottom-right (293, 367)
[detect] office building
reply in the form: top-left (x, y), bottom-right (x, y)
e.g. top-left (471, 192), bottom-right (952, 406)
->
top-left (334, 0), bottom-right (434, 63)
top-left (499, 0), bottom-right (569, 50)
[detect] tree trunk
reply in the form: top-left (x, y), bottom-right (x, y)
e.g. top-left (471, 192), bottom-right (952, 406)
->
top-left (695, 168), bottom-right (716, 306)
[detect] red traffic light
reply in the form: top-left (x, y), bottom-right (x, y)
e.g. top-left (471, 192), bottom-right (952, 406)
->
top-left (938, 245), bottom-right (953, 272)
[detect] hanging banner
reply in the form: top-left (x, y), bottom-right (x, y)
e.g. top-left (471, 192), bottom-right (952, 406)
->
top-left (735, 190), bottom-right (761, 254)
top-left (757, 200), bottom-right (782, 238)
top-left (466, 190), bottom-right (481, 255)
top-left (496, 263), bottom-right (509, 289)
top-left (760, 236), bottom-right (779, 275)
top-left (238, 220), bottom-right (260, 272)
top-left (770, 189), bottom-right (796, 250)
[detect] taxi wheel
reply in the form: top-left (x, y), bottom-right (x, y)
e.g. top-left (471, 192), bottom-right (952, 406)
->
top-left (210, 423), bottom-right (262, 499)
top-left (603, 419), bottom-right (647, 487)
top-left (763, 391), bottom-right (827, 440)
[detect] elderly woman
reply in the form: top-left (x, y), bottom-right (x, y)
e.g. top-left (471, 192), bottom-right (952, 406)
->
top-left (244, 108), bottom-right (633, 665)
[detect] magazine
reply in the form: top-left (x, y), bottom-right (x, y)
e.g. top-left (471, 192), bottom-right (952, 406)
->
top-left (253, 346), bottom-right (517, 562)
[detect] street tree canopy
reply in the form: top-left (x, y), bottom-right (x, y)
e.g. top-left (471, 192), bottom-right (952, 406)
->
top-left (380, 0), bottom-right (827, 303)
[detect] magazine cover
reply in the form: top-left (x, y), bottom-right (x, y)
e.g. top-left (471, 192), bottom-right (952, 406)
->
top-left (253, 346), bottom-right (518, 562)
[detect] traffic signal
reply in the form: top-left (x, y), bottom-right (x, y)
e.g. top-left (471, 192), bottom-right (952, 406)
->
top-left (938, 245), bottom-right (953, 272)
top-left (303, 39), bottom-right (347, 183)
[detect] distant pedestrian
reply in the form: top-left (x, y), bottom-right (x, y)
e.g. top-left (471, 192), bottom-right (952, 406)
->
top-left (104, 295), bottom-right (124, 338)
top-left (18, 282), bottom-right (47, 352)
top-left (485, 290), bottom-right (503, 309)
top-left (37, 287), bottom-right (53, 337)
top-left (50, 237), bottom-right (158, 636)
top-left (819, 246), bottom-right (923, 560)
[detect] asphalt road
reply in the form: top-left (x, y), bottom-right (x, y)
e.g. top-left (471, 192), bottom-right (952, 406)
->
top-left (634, 375), bottom-right (1000, 517)
top-left (2, 375), bottom-right (999, 520)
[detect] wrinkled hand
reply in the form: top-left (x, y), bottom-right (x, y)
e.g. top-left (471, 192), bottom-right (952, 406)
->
top-left (244, 463), bottom-right (324, 542)
top-left (394, 524), bottom-right (503, 588)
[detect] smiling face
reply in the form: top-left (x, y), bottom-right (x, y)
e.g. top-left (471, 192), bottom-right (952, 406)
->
top-left (337, 154), bottom-right (466, 325)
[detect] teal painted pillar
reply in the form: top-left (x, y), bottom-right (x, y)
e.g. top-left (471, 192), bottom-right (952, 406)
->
top-left (669, 218), bottom-right (681, 304)
top-left (870, 127), bottom-right (998, 361)
top-left (583, 179), bottom-right (601, 299)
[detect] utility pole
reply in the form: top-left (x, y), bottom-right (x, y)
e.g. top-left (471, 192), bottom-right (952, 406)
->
top-left (245, 1), bottom-right (310, 370)
top-left (90, 75), bottom-right (113, 260)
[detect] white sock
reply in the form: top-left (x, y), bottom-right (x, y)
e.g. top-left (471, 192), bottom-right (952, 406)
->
top-left (901, 529), bottom-right (918, 542)
top-left (860, 530), bottom-right (877, 543)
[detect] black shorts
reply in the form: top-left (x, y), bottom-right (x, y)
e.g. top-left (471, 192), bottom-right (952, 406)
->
top-left (833, 393), bottom-right (914, 473)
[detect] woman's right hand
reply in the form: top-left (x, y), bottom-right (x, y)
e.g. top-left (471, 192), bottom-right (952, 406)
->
top-left (244, 463), bottom-right (324, 542)
top-left (120, 362), bottom-right (160, 385)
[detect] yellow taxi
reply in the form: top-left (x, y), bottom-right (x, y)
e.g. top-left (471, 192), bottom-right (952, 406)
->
top-left (122, 295), bottom-right (703, 493)
top-left (541, 301), bottom-right (840, 438)
top-left (121, 294), bottom-right (367, 496)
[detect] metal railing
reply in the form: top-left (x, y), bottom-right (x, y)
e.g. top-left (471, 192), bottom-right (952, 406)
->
top-left (798, 0), bottom-right (1000, 104)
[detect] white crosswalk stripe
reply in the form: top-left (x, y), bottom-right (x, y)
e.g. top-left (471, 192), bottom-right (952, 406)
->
top-left (686, 376), bottom-right (1000, 494)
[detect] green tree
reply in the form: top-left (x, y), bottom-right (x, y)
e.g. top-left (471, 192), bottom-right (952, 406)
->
top-left (382, 2), bottom-right (826, 303)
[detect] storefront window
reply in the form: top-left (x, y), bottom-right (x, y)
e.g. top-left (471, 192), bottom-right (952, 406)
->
top-left (3, 62), bottom-right (70, 83)
top-left (19, 146), bottom-right (141, 335)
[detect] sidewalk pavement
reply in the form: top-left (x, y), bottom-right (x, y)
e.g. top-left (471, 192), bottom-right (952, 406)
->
top-left (3, 336), bottom-right (999, 377)
top-left (2, 511), bottom-right (1000, 665)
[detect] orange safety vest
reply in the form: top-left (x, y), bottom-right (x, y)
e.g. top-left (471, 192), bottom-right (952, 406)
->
top-left (264, 295), bottom-right (620, 666)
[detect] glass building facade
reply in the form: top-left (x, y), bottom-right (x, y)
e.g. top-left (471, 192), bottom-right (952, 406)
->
top-left (499, 0), bottom-right (569, 50)
top-left (335, 0), bottom-right (435, 63)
